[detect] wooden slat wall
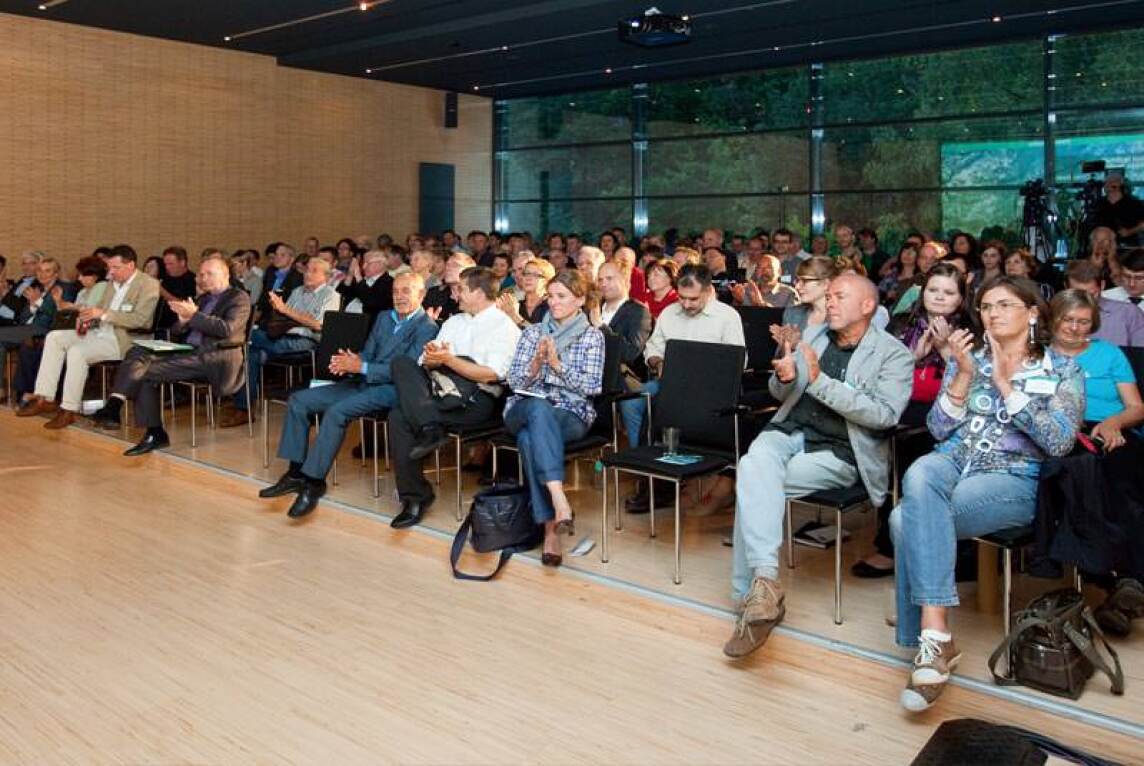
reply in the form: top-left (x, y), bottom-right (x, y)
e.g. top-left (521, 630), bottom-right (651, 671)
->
top-left (0, 13), bottom-right (492, 269)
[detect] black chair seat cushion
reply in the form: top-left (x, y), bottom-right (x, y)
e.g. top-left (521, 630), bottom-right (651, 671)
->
top-left (360, 409), bottom-right (390, 422)
top-left (798, 482), bottom-right (870, 510)
top-left (602, 445), bottom-right (729, 479)
top-left (976, 524), bottom-right (1035, 549)
top-left (448, 423), bottom-right (506, 442)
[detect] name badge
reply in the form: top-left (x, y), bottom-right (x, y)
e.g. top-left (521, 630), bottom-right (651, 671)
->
top-left (121, 303), bottom-right (134, 311)
top-left (1024, 376), bottom-right (1058, 395)
top-left (780, 275), bottom-right (793, 284)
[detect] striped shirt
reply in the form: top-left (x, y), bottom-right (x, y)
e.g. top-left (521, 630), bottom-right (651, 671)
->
top-left (286, 283), bottom-right (341, 340)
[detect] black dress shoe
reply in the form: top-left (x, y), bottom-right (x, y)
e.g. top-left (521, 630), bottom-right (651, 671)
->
top-left (93, 414), bottom-right (122, 431)
top-left (391, 497), bottom-right (433, 529)
top-left (259, 473), bottom-right (306, 498)
top-left (123, 432), bottom-right (170, 457)
top-left (287, 481), bottom-right (326, 518)
top-left (850, 560), bottom-right (895, 579)
top-left (408, 427), bottom-right (449, 461)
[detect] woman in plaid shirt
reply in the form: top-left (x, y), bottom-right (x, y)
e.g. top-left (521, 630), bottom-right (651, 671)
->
top-left (504, 270), bottom-right (605, 567)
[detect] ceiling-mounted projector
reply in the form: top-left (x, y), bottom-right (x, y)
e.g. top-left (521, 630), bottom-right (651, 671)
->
top-left (618, 7), bottom-right (691, 47)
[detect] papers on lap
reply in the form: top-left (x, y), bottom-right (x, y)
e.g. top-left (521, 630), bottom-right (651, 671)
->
top-left (133, 339), bottom-right (194, 353)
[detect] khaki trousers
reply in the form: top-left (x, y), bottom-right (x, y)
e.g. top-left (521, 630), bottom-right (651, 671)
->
top-left (34, 329), bottom-right (122, 412)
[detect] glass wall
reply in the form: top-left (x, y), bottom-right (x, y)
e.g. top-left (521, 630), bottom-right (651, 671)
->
top-left (494, 27), bottom-right (1144, 251)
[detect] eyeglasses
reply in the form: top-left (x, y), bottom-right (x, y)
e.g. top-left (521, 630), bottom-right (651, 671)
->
top-left (979, 300), bottom-right (1027, 314)
top-left (1058, 317), bottom-right (1093, 328)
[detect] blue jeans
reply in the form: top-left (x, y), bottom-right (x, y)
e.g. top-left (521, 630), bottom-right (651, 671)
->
top-left (504, 397), bottom-right (589, 523)
top-left (731, 430), bottom-right (858, 601)
top-left (618, 379), bottom-right (659, 446)
top-left (890, 452), bottom-right (1037, 647)
top-left (234, 328), bottom-right (317, 410)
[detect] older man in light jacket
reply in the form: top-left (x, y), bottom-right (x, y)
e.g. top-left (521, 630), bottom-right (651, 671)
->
top-left (724, 273), bottom-right (912, 659)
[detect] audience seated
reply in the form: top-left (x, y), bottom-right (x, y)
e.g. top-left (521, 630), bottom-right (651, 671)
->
top-left (731, 254), bottom-right (798, 308)
top-left (1102, 247), bottom-right (1144, 310)
top-left (384, 267), bottom-right (520, 529)
top-left (423, 252), bottom-right (475, 323)
top-left (155, 247), bottom-right (197, 333)
top-left (851, 262), bottom-right (967, 579)
top-left (227, 257), bottom-right (340, 425)
top-left (260, 273), bottom-right (439, 517)
top-left (620, 264), bottom-right (745, 512)
top-left (18, 245), bottom-right (159, 429)
top-left (892, 241), bottom-right (946, 314)
top-left (613, 246), bottom-right (647, 304)
top-left (338, 249), bottom-right (394, 325)
top-left (497, 257), bottom-right (553, 328)
top-left (591, 261), bottom-right (651, 386)
top-left (91, 257), bottom-right (251, 454)
top-left (10, 251), bottom-right (44, 299)
top-left (1003, 246), bottom-right (1054, 302)
top-left (778, 255), bottom-right (833, 336)
top-left (724, 274), bottom-right (912, 659)
top-left (643, 258), bottom-right (679, 320)
top-left (576, 246), bottom-right (605, 283)
top-left (891, 276), bottom-right (1083, 713)
top-left (258, 243), bottom-right (303, 319)
top-left (1065, 259), bottom-right (1144, 347)
top-left (878, 244), bottom-right (921, 306)
top-left (504, 270), bottom-right (605, 566)
top-left (0, 256), bottom-right (75, 378)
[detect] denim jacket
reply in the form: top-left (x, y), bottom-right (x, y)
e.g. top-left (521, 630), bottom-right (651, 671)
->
top-left (929, 347), bottom-right (1084, 478)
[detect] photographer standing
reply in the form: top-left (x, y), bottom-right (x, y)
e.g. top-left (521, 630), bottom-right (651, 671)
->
top-left (1094, 172), bottom-right (1144, 247)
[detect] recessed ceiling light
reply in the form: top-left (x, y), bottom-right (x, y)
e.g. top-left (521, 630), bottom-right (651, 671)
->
top-left (991, 15), bottom-right (1002, 22)
top-left (472, 85), bottom-right (480, 91)
top-left (223, 35), bottom-right (232, 42)
top-left (365, 68), bottom-right (372, 74)
top-left (604, 67), bottom-right (613, 74)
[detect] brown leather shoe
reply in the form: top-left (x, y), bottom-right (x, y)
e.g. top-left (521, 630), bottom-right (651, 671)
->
top-left (17, 398), bottom-right (58, 417)
top-left (218, 408), bottom-right (255, 428)
top-left (43, 409), bottom-right (77, 430)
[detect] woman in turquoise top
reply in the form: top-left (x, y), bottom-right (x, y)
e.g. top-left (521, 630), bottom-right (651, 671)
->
top-left (1050, 289), bottom-right (1144, 449)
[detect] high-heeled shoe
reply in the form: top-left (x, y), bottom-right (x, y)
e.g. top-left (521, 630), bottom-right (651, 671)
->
top-left (541, 552), bottom-right (563, 567)
top-left (554, 512), bottom-right (575, 537)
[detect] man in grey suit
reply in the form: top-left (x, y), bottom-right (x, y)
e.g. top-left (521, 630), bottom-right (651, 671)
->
top-left (259, 272), bottom-right (438, 519)
top-left (118, 256), bottom-right (252, 455)
top-left (724, 273), bottom-right (912, 659)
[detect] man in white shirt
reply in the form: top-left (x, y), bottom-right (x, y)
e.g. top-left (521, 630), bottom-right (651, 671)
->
top-left (619, 263), bottom-right (745, 511)
top-left (387, 266), bottom-right (521, 528)
top-left (1103, 249), bottom-right (1144, 311)
top-left (19, 245), bottom-right (159, 429)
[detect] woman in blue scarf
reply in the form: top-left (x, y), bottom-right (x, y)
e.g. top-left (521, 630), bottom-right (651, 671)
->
top-left (505, 270), bottom-right (605, 567)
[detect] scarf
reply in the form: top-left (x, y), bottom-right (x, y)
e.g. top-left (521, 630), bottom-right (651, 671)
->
top-left (540, 309), bottom-right (590, 358)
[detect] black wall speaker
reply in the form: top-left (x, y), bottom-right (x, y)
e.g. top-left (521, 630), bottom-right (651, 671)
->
top-left (445, 92), bottom-right (458, 129)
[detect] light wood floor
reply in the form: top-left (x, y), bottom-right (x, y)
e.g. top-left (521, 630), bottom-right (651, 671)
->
top-left (2, 410), bottom-right (1140, 764)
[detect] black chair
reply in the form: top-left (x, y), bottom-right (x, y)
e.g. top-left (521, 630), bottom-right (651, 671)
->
top-left (600, 339), bottom-right (746, 584)
top-left (974, 525), bottom-right (1036, 637)
top-left (489, 330), bottom-right (625, 487)
top-left (261, 311), bottom-right (371, 468)
top-left (735, 305), bottom-right (783, 410)
top-left (437, 416), bottom-right (509, 522)
top-left (784, 482), bottom-right (872, 625)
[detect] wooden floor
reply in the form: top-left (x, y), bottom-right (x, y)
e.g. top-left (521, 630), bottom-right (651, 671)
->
top-left (1, 411), bottom-right (1141, 763)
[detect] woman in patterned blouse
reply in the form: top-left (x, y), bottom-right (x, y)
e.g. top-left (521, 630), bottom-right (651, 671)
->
top-left (891, 275), bottom-right (1084, 714)
top-left (504, 270), bottom-right (605, 568)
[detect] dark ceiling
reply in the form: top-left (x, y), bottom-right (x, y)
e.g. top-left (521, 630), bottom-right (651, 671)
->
top-left (5, 0), bottom-right (1144, 98)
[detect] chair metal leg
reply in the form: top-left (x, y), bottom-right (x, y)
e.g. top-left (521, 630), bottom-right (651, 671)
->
top-left (383, 420), bottom-right (390, 471)
top-left (206, 388), bottom-right (216, 429)
top-left (785, 499), bottom-right (796, 568)
top-left (190, 388), bottom-right (198, 448)
top-left (673, 480), bottom-right (682, 585)
top-left (601, 466), bottom-right (609, 563)
top-left (834, 509), bottom-right (843, 625)
top-left (372, 420), bottom-right (381, 498)
top-left (649, 478), bottom-right (656, 539)
top-left (614, 469), bottom-right (622, 531)
top-left (1003, 548), bottom-right (1013, 638)
top-left (262, 397), bottom-right (270, 468)
top-left (455, 436), bottom-right (464, 521)
top-left (359, 418), bottom-right (367, 467)
top-left (244, 367), bottom-right (254, 439)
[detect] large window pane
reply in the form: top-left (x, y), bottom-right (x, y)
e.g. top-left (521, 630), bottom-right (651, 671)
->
top-left (502, 89), bottom-right (631, 148)
top-left (504, 200), bottom-right (632, 239)
top-left (822, 42), bottom-right (1041, 124)
top-left (647, 195), bottom-right (809, 240)
top-left (1054, 108), bottom-right (1144, 182)
top-left (502, 145), bottom-right (631, 200)
top-left (1052, 28), bottom-right (1144, 108)
top-left (823, 116), bottom-right (1043, 191)
top-left (646, 131), bottom-right (808, 196)
top-left (825, 190), bottom-right (1023, 245)
top-left (647, 68), bottom-right (807, 138)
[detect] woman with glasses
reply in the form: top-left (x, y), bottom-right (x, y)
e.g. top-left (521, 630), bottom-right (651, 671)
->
top-left (1050, 289), bottom-right (1143, 449)
top-left (891, 275), bottom-right (1083, 713)
top-left (497, 257), bottom-right (554, 328)
top-left (771, 255), bottom-right (832, 344)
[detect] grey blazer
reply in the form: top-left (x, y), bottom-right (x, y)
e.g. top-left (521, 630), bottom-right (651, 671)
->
top-left (767, 321), bottom-right (913, 506)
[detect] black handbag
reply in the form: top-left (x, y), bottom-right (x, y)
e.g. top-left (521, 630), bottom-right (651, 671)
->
top-left (988, 588), bottom-right (1124, 700)
top-left (449, 484), bottom-right (542, 581)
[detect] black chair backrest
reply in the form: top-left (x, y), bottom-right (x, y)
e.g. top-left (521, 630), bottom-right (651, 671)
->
top-left (735, 305), bottom-right (785, 372)
top-left (588, 330), bottom-right (625, 434)
top-left (652, 339), bottom-right (746, 453)
top-left (1122, 345), bottom-right (1144, 398)
top-left (315, 311), bottom-right (372, 381)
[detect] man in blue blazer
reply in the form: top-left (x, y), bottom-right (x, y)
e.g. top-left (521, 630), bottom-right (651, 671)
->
top-left (260, 272), bottom-right (439, 518)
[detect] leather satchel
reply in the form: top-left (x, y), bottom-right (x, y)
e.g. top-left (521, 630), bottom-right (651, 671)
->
top-left (988, 588), bottom-right (1124, 700)
top-left (449, 484), bottom-right (541, 581)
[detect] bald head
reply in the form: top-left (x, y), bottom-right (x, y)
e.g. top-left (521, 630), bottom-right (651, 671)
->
top-left (825, 273), bottom-right (878, 334)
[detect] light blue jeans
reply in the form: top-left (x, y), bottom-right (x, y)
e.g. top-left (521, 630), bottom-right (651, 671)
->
top-left (890, 452), bottom-right (1037, 647)
top-left (731, 430), bottom-right (859, 601)
top-left (618, 379), bottom-right (659, 447)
